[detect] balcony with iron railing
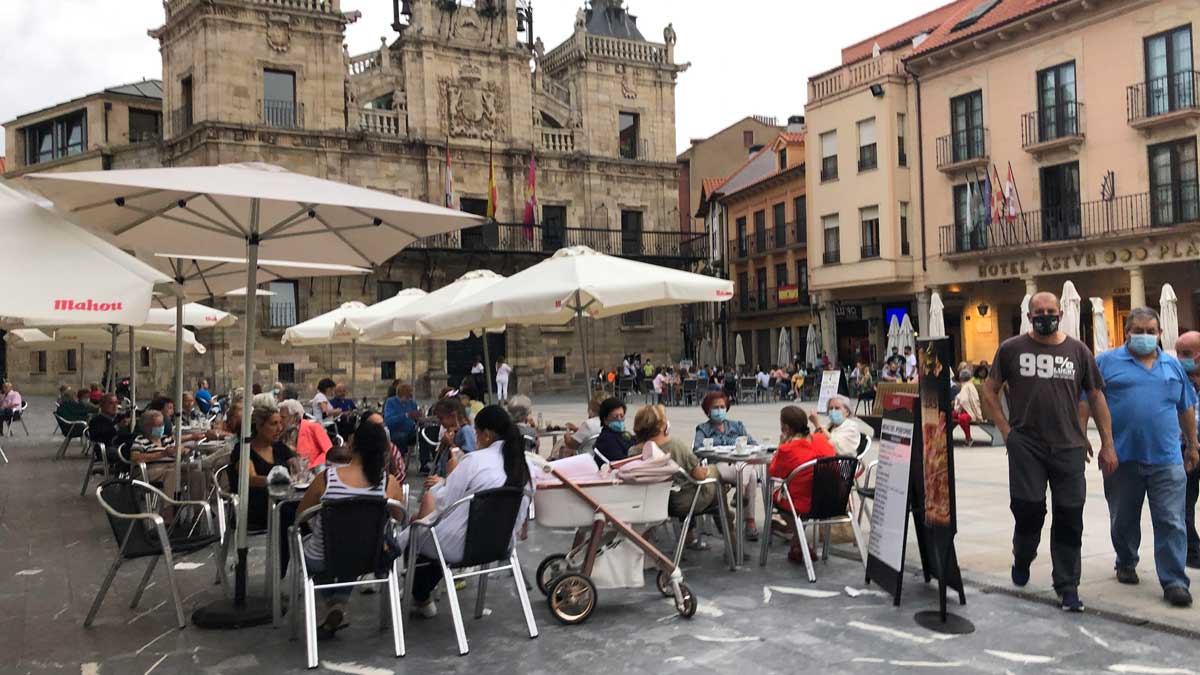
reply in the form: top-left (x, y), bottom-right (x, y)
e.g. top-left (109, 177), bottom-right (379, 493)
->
top-left (822, 248), bottom-right (841, 265)
top-left (938, 181), bottom-right (1200, 256)
top-left (860, 242), bottom-right (881, 259)
top-left (732, 221), bottom-right (807, 260)
top-left (754, 228), bottom-right (767, 253)
top-left (936, 127), bottom-right (989, 173)
top-left (410, 221), bottom-right (705, 262)
top-left (1021, 102), bottom-right (1084, 156)
top-left (262, 99), bottom-right (303, 129)
top-left (1127, 71), bottom-right (1200, 130)
top-left (267, 302), bottom-right (298, 329)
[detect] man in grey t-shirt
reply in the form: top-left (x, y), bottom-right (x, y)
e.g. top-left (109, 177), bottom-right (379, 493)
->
top-left (981, 292), bottom-right (1117, 613)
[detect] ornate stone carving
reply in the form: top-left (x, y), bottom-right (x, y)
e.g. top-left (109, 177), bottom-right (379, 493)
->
top-left (621, 67), bottom-right (637, 99)
top-left (439, 68), bottom-right (505, 140)
top-left (266, 13), bottom-right (291, 53)
top-left (663, 23), bottom-right (677, 46)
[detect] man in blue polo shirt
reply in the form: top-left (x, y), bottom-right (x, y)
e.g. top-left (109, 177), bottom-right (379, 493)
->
top-left (1096, 306), bottom-right (1199, 608)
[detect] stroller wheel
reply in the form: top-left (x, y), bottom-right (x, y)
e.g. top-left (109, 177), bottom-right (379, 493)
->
top-left (547, 573), bottom-right (596, 625)
top-left (675, 583), bottom-right (698, 619)
top-left (655, 570), bottom-right (673, 597)
top-left (536, 554), bottom-right (569, 596)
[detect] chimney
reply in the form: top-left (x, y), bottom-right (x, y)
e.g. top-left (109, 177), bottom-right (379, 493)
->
top-left (787, 115), bottom-right (805, 133)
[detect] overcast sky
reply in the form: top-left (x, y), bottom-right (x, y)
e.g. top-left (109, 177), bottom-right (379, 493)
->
top-left (0, 0), bottom-right (947, 156)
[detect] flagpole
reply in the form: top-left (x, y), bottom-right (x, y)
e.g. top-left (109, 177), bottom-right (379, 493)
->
top-left (1007, 161), bottom-right (1026, 242)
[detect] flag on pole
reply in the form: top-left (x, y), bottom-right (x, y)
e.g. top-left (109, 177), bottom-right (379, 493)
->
top-left (982, 168), bottom-right (993, 227)
top-left (486, 144), bottom-right (498, 221)
top-left (991, 165), bottom-right (1005, 225)
top-left (966, 176), bottom-right (975, 232)
top-left (1005, 162), bottom-right (1022, 222)
top-left (522, 152), bottom-right (537, 241)
top-left (443, 145), bottom-right (454, 208)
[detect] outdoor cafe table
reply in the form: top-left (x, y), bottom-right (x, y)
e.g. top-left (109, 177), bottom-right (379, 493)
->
top-left (266, 480), bottom-right (307, 627)
top-left (693, 445), bottom-right (776, 567)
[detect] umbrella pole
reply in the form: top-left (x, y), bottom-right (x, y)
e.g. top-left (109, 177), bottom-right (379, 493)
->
top-left (482, 328), bottom-right (494, 404)
top-left (172, 292), bottom-right (185, 498)
top-left (192, 208), bottom-right (271, 629)
top-left (576, 290), bottom-right (591, 403)
top-left (350, 339), bottom-right (357, 401)
top-left (79, 343), bottom-right (85, 394)
top-left (128, 329), bottom-right (137, 433)
top-left (410, 337), bottom-right (417, 394)
top-left (108, 324), bottom-right (117, 393)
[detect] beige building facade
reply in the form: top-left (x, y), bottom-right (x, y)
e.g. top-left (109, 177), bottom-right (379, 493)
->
top-left (806, 0), bottom-right (1200, 367)
top-left (2, 0), bottom-right (697, 397)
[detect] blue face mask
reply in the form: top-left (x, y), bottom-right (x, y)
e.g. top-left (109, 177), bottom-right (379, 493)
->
top-left (1181, 357), bottom-right (1198, 373)
top-left (607, 420), bottom-right (625, 433)
top-left (150, 425), bottom-right (165, 438)
top-left (710, 408), bottom-right (727, 423)
top-left (1128, 334), bottom-right (1159, 356)
top-left (829, 410), bottom-right (846, 426)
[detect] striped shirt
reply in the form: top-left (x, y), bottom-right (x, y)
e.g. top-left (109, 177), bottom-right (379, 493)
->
top-left (303, 466), bottom-right (387, 561)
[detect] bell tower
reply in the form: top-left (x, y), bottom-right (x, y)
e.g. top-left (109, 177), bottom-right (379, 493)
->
top-left (152, 0), bottom-right (355, 142)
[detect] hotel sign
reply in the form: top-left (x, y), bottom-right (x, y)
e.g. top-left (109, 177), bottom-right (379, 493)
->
top-left (974, 235), bottom-right (1200, 280)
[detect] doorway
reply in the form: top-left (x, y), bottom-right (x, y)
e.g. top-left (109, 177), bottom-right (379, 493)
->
top-left (459, 197), bottom-right (497, 250)
top-left (446, 331), bottom-right (506, 399)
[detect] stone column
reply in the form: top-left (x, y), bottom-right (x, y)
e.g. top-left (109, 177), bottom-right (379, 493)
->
top-left (917, 290), bottom-right (931, 336)
top-left (1129, 266), bottom-right (1146, 308)
top-left (820, 301), bottom-right (837, 366)
top-left (1023, 277), bottom-right (1038, 297)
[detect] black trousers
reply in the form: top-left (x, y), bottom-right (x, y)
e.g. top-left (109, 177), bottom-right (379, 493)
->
top-left (1186, 463), bottom-right (1199, 559)
top-left (411, 555), bottom-right (445, 604)
top-left (1007, 429), bottom-right (1087, 595)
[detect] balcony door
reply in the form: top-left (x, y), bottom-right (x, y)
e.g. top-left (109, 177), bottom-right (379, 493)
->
top-left (620, 210), bottom-right (643, 256)
top-left (1145, 25), bottom-right (1194, 116)
top-left (1039, 162), bottom-right (1081, 241)
top-left (950, 90), bottom-right (984, 162)
top-left (460, 197), bottom-right (494, 250)
top-left (1037, 61), bottom-right (1077, 140)
top-left (1149, 137), bottom-right (1199, 227)
top-left (755, 267), bottom-right (768, 310)
top-left (953, 181), bottom-right (987, 251)
top-left (542, 204), bottom-right (566, 252)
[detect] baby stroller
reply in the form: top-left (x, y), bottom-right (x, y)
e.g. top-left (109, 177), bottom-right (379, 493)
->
top-left (529, 449), bottom-right (697, 624)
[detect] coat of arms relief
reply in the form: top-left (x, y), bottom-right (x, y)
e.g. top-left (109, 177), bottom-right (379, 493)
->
top-left (439, 64), bottom-right (505, 140)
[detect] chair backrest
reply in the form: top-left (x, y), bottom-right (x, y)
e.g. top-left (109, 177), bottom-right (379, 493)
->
top-left (806, 456), bottom-right (858, 520)
top-left (96, 479), bottom-right (162, 558)
top-left (460, 486), bottom-right (526, 567)
top-left (682, 378), bottom-right (697, 393)
top-left (855, 433), bottom-right (870, 458)
top-left (577, 433), bottom-right (600, 457)
top-left (319, 497), bottom-right (390, 579)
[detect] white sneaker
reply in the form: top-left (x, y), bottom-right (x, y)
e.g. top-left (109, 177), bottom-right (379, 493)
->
top-left (415, 600), bottom-right (437, 619)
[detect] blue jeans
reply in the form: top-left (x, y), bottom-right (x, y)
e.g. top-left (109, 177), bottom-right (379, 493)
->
top-left (1103, 462), bottom-right (1190, 590)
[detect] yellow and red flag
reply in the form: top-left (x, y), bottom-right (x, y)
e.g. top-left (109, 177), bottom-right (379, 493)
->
top-left (486, 147), bottom-right (498, 221)
top-left (522, 152), bottom-right (537, 240)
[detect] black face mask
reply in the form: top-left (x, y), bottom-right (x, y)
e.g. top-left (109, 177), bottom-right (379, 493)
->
top-left (1031, 315), bottom-right (1059, 337)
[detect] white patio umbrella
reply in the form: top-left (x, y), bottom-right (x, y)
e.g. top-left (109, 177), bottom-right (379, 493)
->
top-left (144, 302), bottom-right (236, 329)
top-left (418, 247), bottom-right (732, 398)
top-left (1019, 293), bottom-right (1033, 335)
top-left (886, 315), bottom-right (901, 354)
top-left (734, 334), bottom-right (747, 369)
top-left (224, 287), bottom-right (275, 297)
top-left (805, 323), bottom-right (820, 368)
top-left (1090, 297), bottom-right (1109, 355)
top-left (282, 301), bottom-right (369, 396)
top-left (899, 313), bottom-right (916, 352)
top-left (777, 328), bottom-right (792, 367)
top-left (360, 272), bottom-right (505, 393)
top-left (24, 161), bottom-right (482, 626)
top-left (1161, 284), bottom-right (1179, 352)
top-left (1061, 281), bottom-right (1082, 340)
top-left (8, 325), bottom-right (206, 354)
top-left (928, 291), bottom-right (947, 338)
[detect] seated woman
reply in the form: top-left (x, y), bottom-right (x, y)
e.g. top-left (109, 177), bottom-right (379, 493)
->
top-left (593, 397), bottom-right (634, 466)
top-left (430, 397), bottom-right (476, 477)
top-left (383, 382), bottom-right (420, 451)
top-left (557, 394), bottom-right (606, 458)
top-left (632, 404), bottom-right (719, 549)
top-left (953, 368), bottom-right (984, 445)
top-left (404, 405), bottom-right (533, 619)
top-left (354, 410), bottom-right (408, 484)
top-left (504, 394), bottom-right (538, 451)
top-left (297, 419), bottom-right (407, 636)
top-left (692, 392), bottom-right (760, 540)
top-left (813, 395), bottom-right (865, 459)
top-left (126, 409), bottom-right (197, 498)
top-left (279, 398), bottom-right (333, 467)
top-left (230, 403), bottom-right (296, 532)
top-left (769, 405), bottom-right (836, 563)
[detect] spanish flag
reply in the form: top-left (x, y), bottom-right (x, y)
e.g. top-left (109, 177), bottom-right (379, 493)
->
top-left (486, 145), bottom-right (498, 221)
top-left (522, 152), bottom-right (537, 241)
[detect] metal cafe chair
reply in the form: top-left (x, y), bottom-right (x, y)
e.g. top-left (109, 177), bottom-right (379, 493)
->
top-left (288, 497), bottom-right (406, 669)
top-left (85, 478), bottom-right (218, 629)
top-left (768, 456), bottom-right (867, 583)
top-left (7, 400), bottom-right (29, 436)
top-left (667, 470), bottom-right (736, 576)
top-left (54, 414), bottom-right (89, 458)
top-left (403, 486), bottom-right (538, 656)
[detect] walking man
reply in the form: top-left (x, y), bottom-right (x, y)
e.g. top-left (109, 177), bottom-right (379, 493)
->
top-left (1093, 307), bottom-right (1197, 607)
top-left (1175, 330), bottom-right (1200, 569)
top-left (980, 291), bottom-right (1117, 612)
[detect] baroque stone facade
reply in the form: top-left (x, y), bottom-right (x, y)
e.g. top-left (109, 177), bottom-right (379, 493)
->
top-left (4, 0), bottom-right (697, 399)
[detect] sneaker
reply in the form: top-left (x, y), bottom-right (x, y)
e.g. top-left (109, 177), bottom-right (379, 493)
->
top-left (414, 600), bottom-right (438, 619)
top-left (317, 607), bottom-right (346, 639)
top-left (1060, 591), bottom-right (1085, 612)
top-left (1011, 563), bottom-right (1030, 588)
top-left (1115, 566), bottom-right (1139, 585)
top-left (1164, 586), bottom-right (1193, 608)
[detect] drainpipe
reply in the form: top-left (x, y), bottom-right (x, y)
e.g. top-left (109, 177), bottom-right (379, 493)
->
top-left (905, 61), bottom-right (928, 274)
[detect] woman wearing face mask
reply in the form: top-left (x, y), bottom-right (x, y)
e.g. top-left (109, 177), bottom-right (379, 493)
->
top-left (810, 395), bottom-right (864, 459)
top-left (593, 397), bottom-right (635, 466)
top-left (127, 409), bottom-right (197, 499)
top-left (769, 405), bottom-right (836, 563)
top-left (279, 398), bottom-right (333, 467)
top-left (694, 392), bottom-right (761, 540)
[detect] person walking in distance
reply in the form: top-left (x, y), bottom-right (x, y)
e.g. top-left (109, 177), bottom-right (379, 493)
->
top-left (495, 359), bottom-right (512, 402)
top-left (1169, 330), bottom-right (1200, 570)
top-left (1090, 308), bottom-right (1197, 607)
top-left (980, 291), bottom-right (1117, 612)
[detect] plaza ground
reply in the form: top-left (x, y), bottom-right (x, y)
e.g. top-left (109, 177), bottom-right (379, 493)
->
top-left (1, 394), bottom-right (1197, 674)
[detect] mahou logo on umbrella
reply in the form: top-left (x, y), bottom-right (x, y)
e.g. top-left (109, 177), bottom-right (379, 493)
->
top-left (53, 299), bottom-right (125, 312)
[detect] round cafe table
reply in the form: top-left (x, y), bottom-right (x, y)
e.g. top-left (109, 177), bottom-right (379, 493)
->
top-left (693, 445), bottom-right (776, 568)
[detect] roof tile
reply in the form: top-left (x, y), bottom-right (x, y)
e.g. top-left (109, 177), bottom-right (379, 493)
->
top-left (912, 0), bottom-right (1067, 56)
